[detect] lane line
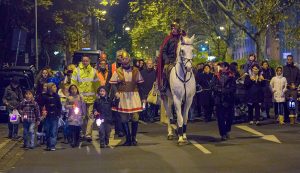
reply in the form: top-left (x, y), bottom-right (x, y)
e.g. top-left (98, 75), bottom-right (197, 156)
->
top-left (235, 125), bottom-right (282, 144)
top-left (139, 120), bottom-right (148, 125)
top-left (190, 140), bottom-right (212, 154)
top-left (92, 130), bottom-right (101, 154)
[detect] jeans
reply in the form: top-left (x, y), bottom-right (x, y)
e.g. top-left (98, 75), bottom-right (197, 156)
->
top-left (23, 122), bottom-right (35, 147)
top-left (8, 122), bottom-right (19, 138)
top-left (44, 117), bottom-right (59, 149)
top-left (99, 122), bottom-right (111, 145)
top-left (248, 103), bottom-right (261, 121)
top-left (274, 102), bottom-right (284, 116)
top-left (216, 105), bottom-right (234, 136)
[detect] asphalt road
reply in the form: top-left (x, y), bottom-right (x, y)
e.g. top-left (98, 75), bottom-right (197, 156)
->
top-left (2, 120), bottom-right (300, 173)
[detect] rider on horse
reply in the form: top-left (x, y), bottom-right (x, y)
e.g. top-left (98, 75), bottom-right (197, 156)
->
top-left (157, 19), bottom-right (186, 93)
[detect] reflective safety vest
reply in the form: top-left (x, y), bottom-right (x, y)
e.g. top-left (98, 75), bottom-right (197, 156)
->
top-left (71, 62), bottom-right (100, 104)
top-left (97, 70), bottom-right (109, 86)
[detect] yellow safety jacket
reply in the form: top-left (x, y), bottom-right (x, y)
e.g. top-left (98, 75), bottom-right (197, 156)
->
top-left (71, 62), bottom-right (100, 104)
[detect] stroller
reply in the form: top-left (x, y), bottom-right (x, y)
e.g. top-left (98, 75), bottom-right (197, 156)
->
top-left (234, 76), bottom-right (248, 123)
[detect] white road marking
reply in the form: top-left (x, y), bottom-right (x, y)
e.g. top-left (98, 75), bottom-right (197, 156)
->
top-left (139, 120), bottom-right (148, 125)
top-left (190, 140), bottom-right (212, 154)
top-left (235, 125), bottom-right (281, 144)
top-left (92, 130), bottom-right (101, 154)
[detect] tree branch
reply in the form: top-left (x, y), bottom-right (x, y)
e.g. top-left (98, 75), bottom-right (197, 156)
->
top-left (212, 0), bottom-right (256, 41)
top-left (179, 0), bottom-right (195, 14)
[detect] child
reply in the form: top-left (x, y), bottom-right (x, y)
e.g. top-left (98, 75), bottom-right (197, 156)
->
top-left (41, 83), bottom-right (62, 151)
top-left (270, 67), bottom-right (287, 125)
top-left (286, 82), bottom-right (298, 124)
top-left (19, 90), bottom-right (40, 149)
top-left (58, 84), bottom-right (70, 143)
top-left (65, 84), bottom-right (86, 148)
top-left (35, 82), bottom-right (48, 145)
top-left (93, 86), bottom-right (113, 148)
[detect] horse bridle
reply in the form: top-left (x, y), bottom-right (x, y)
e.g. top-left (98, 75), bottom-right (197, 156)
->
top-left (175, 42), bottom-right (193, 83)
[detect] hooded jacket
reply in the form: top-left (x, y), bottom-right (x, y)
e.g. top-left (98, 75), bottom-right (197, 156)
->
top-left (270, 73), bottom-right (287, 102)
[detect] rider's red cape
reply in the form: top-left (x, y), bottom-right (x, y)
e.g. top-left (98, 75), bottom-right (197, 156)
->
top-left (156, 33), bottom-right (176, 89)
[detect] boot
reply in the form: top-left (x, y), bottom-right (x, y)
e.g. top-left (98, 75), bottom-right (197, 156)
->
top-left (289, 115), bottom-right (296, 125)
top-left (278, 115), bottom-right (285, 125)
top-left (182, 124), bottom-right (187, 140)
top-left (131, 121), bottom-right (139, 146)
top-left (121, 123), bottom-right (131, 146)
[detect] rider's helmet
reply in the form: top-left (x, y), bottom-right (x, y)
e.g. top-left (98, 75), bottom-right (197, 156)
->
top-left (170, 19), bottom-right (181, 30)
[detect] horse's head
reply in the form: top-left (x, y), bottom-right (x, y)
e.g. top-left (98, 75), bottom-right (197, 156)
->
top-left (177, 35), bottom-right (195, 72)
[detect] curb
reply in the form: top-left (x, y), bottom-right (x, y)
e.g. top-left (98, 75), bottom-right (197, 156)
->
top-left (0, 138), bottom-right (21, 160)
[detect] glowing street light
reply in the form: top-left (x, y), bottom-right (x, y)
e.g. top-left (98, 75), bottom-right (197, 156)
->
top-left (205, 41), bottom-right (208, 44)
top-left (125, 26), bottom-right (131, 31)
top-left (220, 26), bottom-right (225, 31)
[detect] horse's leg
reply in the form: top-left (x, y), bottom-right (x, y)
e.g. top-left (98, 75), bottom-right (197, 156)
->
top-left (173, 95), bottom-right (185, 144)
top-left (162, 95), bottom-right (174, 140)
top-left (182, 98), bottom-right (193, 141)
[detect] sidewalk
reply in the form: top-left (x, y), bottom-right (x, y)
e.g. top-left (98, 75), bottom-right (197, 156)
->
top-left (0, 123), bottom-right (21, 160)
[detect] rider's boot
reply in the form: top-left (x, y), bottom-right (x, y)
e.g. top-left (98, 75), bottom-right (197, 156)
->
top-left (121, 122), bottom-right (131, 146)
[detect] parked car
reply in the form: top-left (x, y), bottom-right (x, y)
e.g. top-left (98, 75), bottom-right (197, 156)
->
top-left (0, 67), bottom-right (35, 123)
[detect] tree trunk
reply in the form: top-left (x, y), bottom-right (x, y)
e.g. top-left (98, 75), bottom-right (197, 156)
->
top-left (255, 34), bottom-right (265, 61)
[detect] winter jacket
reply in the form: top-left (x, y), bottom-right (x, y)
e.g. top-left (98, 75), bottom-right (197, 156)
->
top-left (93, 96), bottom-right (113, 124)
top-left (140, 68), bottom-right (156, 95)
top-left (66, 95), bottom-right (86, 126)
top-left (162, 34), bottom-right (180, 64)
top-left (262, 68), bottom-right (275, 104)
top-left (283, 63), bottom-right (300, 86)
top-left (212, 71), bottom-right (236, 107)
top-left (243, 60), bottom-right (259, 75)
top-left (41, 93), bottom-right (62, 118)
top-left (197, 72), bottom-right (214, 106)
top-left (18, 99), bottom-right (40, 123)
top-left (244, 75), bottom-right (264, 103)
top-left (2, 85), bottom-right (23, 111)
top-left (71, 62), bottom-right (100, 104)
top-left (270, 74), bottom-right (287, 102)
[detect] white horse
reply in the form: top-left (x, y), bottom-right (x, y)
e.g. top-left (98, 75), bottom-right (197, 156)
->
top-left (162, 35), bottom-right (196, 145)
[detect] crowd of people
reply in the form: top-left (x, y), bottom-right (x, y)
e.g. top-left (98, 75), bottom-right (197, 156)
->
top-left (2, 19), bottom-right (300, 150)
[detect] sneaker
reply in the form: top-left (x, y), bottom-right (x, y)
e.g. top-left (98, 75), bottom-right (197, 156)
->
top-left (249, 121), bottom-right (254, 125)
top-left (50, 148), bottom-right (56, 151)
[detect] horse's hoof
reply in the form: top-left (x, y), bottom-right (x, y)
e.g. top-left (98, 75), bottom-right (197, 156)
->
top-left (183, 133), bottom-right (187, 140)
top-left (167, 135), bottom-right (174, 140)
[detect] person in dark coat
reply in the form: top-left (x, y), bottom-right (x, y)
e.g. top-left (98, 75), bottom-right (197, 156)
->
top-left (244, 64), bottom-right (265, 125)
top-left (212, 62), bottom-right (236, 141)
top-left (261, 60), bottom-right (275, 119)
top-left (93, 86), bottom-right (114, 148)
top-left (140, 59), bottom-right (157, 122)
top-left (196, 64), bottom-right (214, 122)
top-left (2, 77), bottom-right (23, 139)
top-left (243, 54), bottom-right (259, 76)
top-left (41, 83), bottom-right (62, 151)
top-left (283, 54), bottom-right (300, 122)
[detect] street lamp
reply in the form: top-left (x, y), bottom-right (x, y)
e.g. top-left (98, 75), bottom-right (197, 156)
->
top-left (35, 0), bottom-right (38, 69)
top-left (220, 26), bottom-right (225, 31)
top-left (125, 27), bottom-right (130, 31)
top-left (101, 10), bottom-right (107, 15)
top-left (205, 41), bottom-right (208, 44)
